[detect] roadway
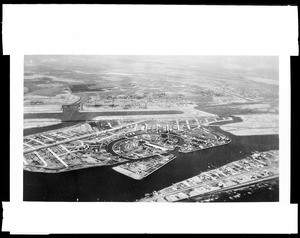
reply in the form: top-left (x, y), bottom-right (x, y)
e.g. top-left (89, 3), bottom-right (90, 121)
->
top-left (139, 166), bottom-right (278, 202)
top-left (183, 175), bottom-right (279, 202)
top-left (24, 120), bottom-right (146, 154)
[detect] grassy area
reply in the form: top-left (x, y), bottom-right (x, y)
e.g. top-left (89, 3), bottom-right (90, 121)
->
top-left (30, 87), bottom-right (67, 97)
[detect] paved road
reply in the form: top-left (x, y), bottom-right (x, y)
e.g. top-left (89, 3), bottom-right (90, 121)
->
top-left (183, 175), bottom-right (279, 202)
top-left (139, 167), bottom-right (278, 202)
top-left (24, 120), bottom-right (146, 154)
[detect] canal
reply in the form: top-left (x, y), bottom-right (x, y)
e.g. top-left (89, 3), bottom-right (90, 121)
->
top-left (23, 115), bottom-right (279, 201)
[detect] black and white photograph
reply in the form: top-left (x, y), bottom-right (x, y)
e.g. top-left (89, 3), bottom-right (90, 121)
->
top-left (2, 4), bottom-right (298, 234)
top-left (23, 55), bottom-right (279, 202)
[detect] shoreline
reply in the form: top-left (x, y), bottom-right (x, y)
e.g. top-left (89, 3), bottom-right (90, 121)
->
top-left (112, 155), bottom-right (177, 180)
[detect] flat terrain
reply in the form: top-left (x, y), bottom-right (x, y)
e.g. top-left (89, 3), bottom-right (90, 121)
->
top-left (24, 56), bottom-right (278, 117)
top-left (220, 114), bottom-right (278, 136)
top-left (24, 118), bottom-right (62, 129)
top-left (23, 56), bottom-right (279, 202)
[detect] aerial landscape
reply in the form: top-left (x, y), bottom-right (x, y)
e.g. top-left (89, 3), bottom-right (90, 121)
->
top-left (23, 55), bottom-right (279, 202)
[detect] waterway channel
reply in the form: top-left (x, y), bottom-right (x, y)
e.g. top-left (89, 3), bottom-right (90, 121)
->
top-left (23, 114), bottom-right (279, 202)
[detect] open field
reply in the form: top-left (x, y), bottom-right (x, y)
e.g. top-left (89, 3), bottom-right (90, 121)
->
top-left (24, 91), bottom-right (80, 113)
top-left (24, 119), bottom-right (62, 129)
top-left (245, 76), bottom-right (279, 86)
top-left (220, 114), bottom-right (278, 136)
top-left (24, 106), bottom-right (63, 113)
top-left (24, 56), bottom-right (278, 115)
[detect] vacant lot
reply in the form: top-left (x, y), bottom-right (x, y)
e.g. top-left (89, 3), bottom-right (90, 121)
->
top-left (220, 113), bottom-right (278, 136)
top-left (24, 118), bottom-right (62, 129)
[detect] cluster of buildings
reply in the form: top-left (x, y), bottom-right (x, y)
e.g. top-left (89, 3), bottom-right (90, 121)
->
top-left (23, 120), bottom-right (140, 172)
top-left (112, 133), bottom-right (179, 160)
top-left (113, 154), bottom-right (176, 180)
top-left (23, 123), bottom-right (95, 152)
top-left (178, 128), bottom-right (231, 153)
top-left (143, 117), bottom-right (232, 133)
top-left (85, 97), bottom-right (148, 110)
top-left (83, 90), bottom-right (200, 111)
top-left (23, 115), bottom-right (233, 174)
top-left (139, 150), bottom-right (279, 202)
